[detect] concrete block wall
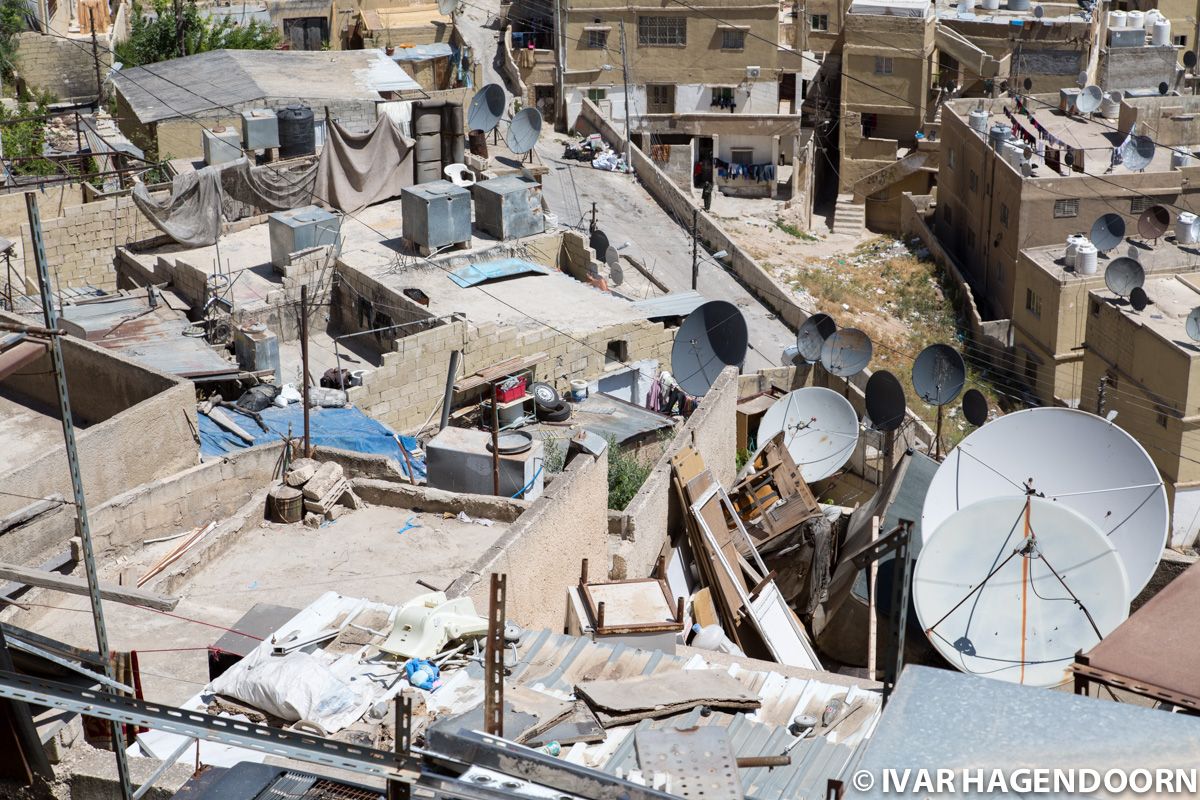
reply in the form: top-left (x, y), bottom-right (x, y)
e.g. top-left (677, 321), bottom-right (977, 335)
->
top-left (331, 266), bottom-right (437, 352)
top-left (447, 449), bottom-right (609, 630)
top-left (345, 311), bottom-right (676, 433)
top-left (13, 31), bottom-right (113, 102)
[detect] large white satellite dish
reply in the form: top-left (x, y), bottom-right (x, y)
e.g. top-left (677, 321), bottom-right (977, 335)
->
top-left (756, 387), bottom-right (860, 483)
top-left (914, 495), bottom-right (1130, 687)
top-left (922, 408), bottom-right (1168, 598)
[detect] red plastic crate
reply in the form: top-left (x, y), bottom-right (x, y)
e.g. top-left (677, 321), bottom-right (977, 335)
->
top-left (494, 376), bottom-right (527, 403)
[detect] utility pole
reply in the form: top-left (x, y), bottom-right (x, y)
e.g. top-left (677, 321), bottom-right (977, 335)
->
top-left (88, 10), bottom-right (101, 103)
top-left (300, 284), bottom-right (312, 458)
top-left (691, 207), bottom-right (699, 290)
top-left (554, 0), bottom-right (566, 130)
top-left (618, 21), bottom-right (631, 168)
top-left (25, 192), bottom-right (133, 800)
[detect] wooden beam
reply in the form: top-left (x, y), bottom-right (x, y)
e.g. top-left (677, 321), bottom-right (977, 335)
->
top-left (0, 562), bottom-right (179, 612)
top-left (0, 495), bottom-right (64, 536)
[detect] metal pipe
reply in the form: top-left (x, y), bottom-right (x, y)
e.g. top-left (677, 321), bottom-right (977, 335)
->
top-left (131, 736), bottom-right (195, 800)
top-left (7, 637), bottom-right (134, 694)
top-left (0, 320), bottom-right (66, 336)
top-left (300, 284), bottom-right (312, 458)
top-left (440, 349), bottom-right (461, 430)
top-left (736, 755), bottom-right (792, 769)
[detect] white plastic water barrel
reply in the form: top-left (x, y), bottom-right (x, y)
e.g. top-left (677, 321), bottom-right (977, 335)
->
top-left (1127, 10), bottom-right (1145, 30)
top-left (1076, 242), bottom-right (1099, 274)
top-left (969, 108), bottom-right (989, 134)
top-left (1153, 19), bottom-right (1171, 46)
top-left (1177, 212), bottom-right (1198, 244)
top-left (1108, 9), bottom-right (1127, 28)
top-left (1065, 234), bottom-right (1088, 267)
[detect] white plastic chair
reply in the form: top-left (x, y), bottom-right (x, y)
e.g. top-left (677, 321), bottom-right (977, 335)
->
top-left (443, 163), bottom-right (477, 187)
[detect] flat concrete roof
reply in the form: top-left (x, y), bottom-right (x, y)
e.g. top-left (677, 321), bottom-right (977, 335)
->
top-left (1022, 236), bottom-right (1200, 283)
top-left (935, 0), bottom-right (1088, 23)
top-left (0, 391), bottom-right (73, 467)
top-left (1093, 273), bottom-right (1200, 355)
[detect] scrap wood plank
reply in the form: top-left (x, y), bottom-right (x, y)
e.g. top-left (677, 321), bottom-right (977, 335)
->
top-left (454, 351), bottom-right (548, 393)
top-left (575, 670), bottom-right (760, 726)
top-left (0, 562), bottom-right (179, 611)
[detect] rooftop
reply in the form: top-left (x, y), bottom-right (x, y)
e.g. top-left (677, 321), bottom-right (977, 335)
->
top-left (935, 0), bottom-right (1089, 23)
top-left (848, 0), bottom-right (932, 17)
top-left (113, 49), bottom-right (423, 124)
top-left (1022, 235), bottom-right (1200, 283)
top-left (360, 4), bottom-right (451, 30)
top-left (1092, 273), bottom-right (1200, 354)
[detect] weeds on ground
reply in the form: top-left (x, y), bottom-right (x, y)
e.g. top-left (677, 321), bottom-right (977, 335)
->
top-left (775, 219), bottom-right (819, 241)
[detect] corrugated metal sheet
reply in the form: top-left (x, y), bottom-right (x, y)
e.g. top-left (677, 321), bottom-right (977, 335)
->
top-left (448, 258), bottom-right (550, 288)
top-left (573, 392), bottom-right (673, 444)
top-left (629, 291), bottom-right (707, 320)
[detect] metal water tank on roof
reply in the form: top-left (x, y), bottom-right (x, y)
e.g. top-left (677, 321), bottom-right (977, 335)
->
top-left (471, 176), bottom-right (545, 241)
top-left (278, 104), bottom-right (316, 159)
top-left (241, 109), bottom-right (279, 151)
top-left (1177, 212), bottom-right (1199, 243)
top-left (202, 127), bottom-right (242, 166)
top-left (268, 205), bottom-right (340, 269)
top-left (401, 180), bottom-right (472, 251)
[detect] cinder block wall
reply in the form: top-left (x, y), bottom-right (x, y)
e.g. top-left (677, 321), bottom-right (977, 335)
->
top-left (13, 31), bottom-right (113, 101)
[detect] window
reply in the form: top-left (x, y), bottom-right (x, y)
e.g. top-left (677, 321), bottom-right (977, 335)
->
top-left (638, 16), bottom-right (686, 46)
top-left (874, 56), bottom-right (893, 75)
top-left (606, 340), bottom-right (628, 364)
top-left (283, 16), bottom-right (328, 50)
top-left (1025, 288), bottom-right (1042, 317)
top-left (1000, 202), bottom-right (1009, 227)
top-left (1175, 34), bottom-right (1188, 47)
top-left (969, 170), bottom-right (978, 193)
top-left (1157, 411), bottom-right (1169, 428)
top-left (647, 84), bottom-right (674, 114)
top-left (1054, 198), bottom-right (1079, 218)
top-left (1024, 353), bottom-right (1039, 388)
top-left (731, 147), bottom-right (755, 165)
top-left (586, 29), bottom-right (609, 49)
top-left (711, 87), bottom-right (735, 110)
top-left (810, 13), bottom-right (828, 31)
top-left (721, 28), bottom-right (745, 49)
top-left (1131, 196), bottom-right (1153, 213)
top-left (1090, 298), bottom-right (1101, 317)
top-left (586, 88), bottom-right (607, 101)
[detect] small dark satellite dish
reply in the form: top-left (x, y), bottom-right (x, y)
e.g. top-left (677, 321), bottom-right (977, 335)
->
top-left (1076, 70), bottom-right (1088, 88)
top-left (590, 228), bottom-right (609, 256)
top-left (604, 246), bottom-right (623, 286)
top-left (1023, 77), bottom-right (1033, 91)
top-left (1089, 213), bottom-right (1126, 252)
top-left (506, 107), bottom-right (543, 155)
top-left (962, 388), bottom-right (988, 427)
top-left (1033, 4), bottom-right (1044, 17)
top-left (1127, 244), bottom-right (1141, 261)
top-left (820, 328), bottom-right (873, 377)
top-left (1186, 50), bottom-right (1198, 69)
top-left (912, 344), bottom-right (966, 406)
top-left (467, 84), bottom-right (505, 133)
top-left (1137, 204), bottom-right (1171, 239)
top-left (1105, 256), bottom-right (1145, 297)
top-left (865, 371), bottom-right (906, 433)
top-left (1187, 307), bottom-right (1200, 342)
top-left (796, 313), bottom-right (837, 363)
top-left (1159, 81), bottom-right (1170, 96)
top-left (1130, 286), bottom-right (1150, 311)
top-left (670, 300), bottom-right (749, 396)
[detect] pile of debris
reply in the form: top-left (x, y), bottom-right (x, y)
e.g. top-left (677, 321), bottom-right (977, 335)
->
top-left (268, 458), bottom-right (363, 528)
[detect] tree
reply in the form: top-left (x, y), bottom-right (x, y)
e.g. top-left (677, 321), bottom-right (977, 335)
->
top-left (0, 0), bottom-right (34, 83)
top-left (115, 0), bottom-right (281, 68)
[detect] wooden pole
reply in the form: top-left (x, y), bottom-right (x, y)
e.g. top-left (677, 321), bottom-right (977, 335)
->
top-left (89, 10), bottom-right (102, 102)
top-left (300, 284), bottom-right (312, 458)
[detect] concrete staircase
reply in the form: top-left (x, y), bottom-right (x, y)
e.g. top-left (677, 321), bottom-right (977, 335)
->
top-left (832, 195), bottom-right (865, 237)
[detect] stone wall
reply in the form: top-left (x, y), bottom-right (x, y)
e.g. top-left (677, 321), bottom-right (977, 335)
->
top-left (13, 30), bottom-right (113, 102)
top-left (447, 450), bottom-right (609, 630)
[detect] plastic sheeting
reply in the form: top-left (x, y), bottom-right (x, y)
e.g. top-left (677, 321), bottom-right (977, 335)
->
top-left (199, 403), bottom-right (426, 480)
top-left (313, 115), bottom-right (415, 214)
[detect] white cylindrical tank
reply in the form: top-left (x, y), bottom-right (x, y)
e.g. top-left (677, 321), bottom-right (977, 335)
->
top-left (1076, 242), bottom-right (1098, 274)
top-left (1100, 92), bottom-right (1121, 119)
top-left (989, 123), bottom-right (1012, 149)
top-left (1172, 149), bottom-right (1193, 169)
top-left (1065, 234), bottom-right (1088, 266)
top-left (1127, 10), bottom-right (1145, 30)
top-left (960, 0), bottom-right (976, 12)
top-left (1109, 9), bottom-right (1127, 28)
top-left (1145, 9), bottom-right (1161, 29)
top-left (969, 108), bottom-right (989, 134)
top-left (981, 0), bottom-right (1000, 10)
top-left (1177, 212), bottom-right (1198, 243)
top-left (1153, 19), bottom-right (1171, 46)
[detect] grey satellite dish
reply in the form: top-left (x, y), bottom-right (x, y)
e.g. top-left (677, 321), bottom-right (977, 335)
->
top-left (781, 344), bottom-right (803, 367)
top-left (437, 0), bottom-right (456, 15)
top-left (914, 495), bottom-right (1130, 687)
top-left (1076, 70), bottom-right (1088, 88)
top-left (921, 407), bottom-right (1169, 597)
top-left (1159, 81), bottom-right (1170, 96)
top-left (604, 246), bottom-right (623, 286)
top-left (961, 388), bottom-right (987, 427)
top-left (1186, 50), bottom-right (1198, 69)
top-left (1130, 285), bottom-right (1149, 311)
top-left (1089, 213), bottom-right (1126, 252)
top-left (865, 370), bottom-right (906, 433)
top-left (590, 228), bottom-right (609, 256)
top-left (819, 328), bottom-right (873, 377)
top-left (796, 313), bottom-right (837, 363)
top-left (1105, 256), bottom-right (1145, 297)
top-left (670, 300), bottom-right (749, 396)
top-left (1187, 307), bottom-right (1200, 342)
top-left (1075, 85), bottom-right (1104, 114)
top-left (756, 387), bottom-right (860, 482)
top-left (467, 84), bottom-right (505, 133)
top-left (1120, 135), bottom-right (1155, 172)
top-left (1137, 204), bottom-right (1171, 239)
top-left (1127, 244), bottom-right (1140, 261)
top-left (912, 344), bottom-right (966, 406)
top-left (506, 107), bottom-right (543, 155)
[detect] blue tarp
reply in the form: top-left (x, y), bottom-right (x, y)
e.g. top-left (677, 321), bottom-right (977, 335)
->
top-left (199, 404), bottom-right (426, 481)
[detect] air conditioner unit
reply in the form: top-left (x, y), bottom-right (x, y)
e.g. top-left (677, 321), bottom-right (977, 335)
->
top-left (746, 65), bottom-right (761, 79)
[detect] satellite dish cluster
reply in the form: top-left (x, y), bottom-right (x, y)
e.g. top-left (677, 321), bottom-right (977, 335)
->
top-left (466, 83), bottom-right (543, 159)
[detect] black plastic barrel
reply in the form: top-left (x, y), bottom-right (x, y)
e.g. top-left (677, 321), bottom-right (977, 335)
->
top-left (278, 104), bottom-right (315, 158)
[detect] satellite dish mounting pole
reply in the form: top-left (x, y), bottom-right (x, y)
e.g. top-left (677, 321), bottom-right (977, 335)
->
top-left (692, 208), bottom-right (699, 290)
top-left (931, 404), bottom-right (943, 460)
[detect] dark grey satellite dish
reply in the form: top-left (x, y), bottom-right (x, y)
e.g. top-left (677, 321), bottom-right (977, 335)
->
top-left (1127, 244), bottom-right (1140, 261)
top-left (1159, 81), bottom-right (1170, 96)
top-left (819, 328), bottom-right (873, 377)
top-left (1120, 135), bottom-right (1156, 172)
top-left (671, 300), bottom-right (749, 396)
top-left (1023, 77), bottom-right (1033, 91)
top-left (1033, 4), bottom-right (1043, 16)
top-left (590, 228), bottom-right (609, 256)
top-left (912, 344), bottom-right (966, 406)
top-left (796, 313), bottom-right (836, 363)
top-left (506, 107), bottom-right (543, 155)
top-left (1187, 307), bottom-right (1200, 342)
top-left (467, 84), bottom-right (505, 133)
top-left (865, 370), bottom-right (906, 433)
top-left (1089, 213), bottom-right (1126, 252)
top-left (1076, 85), bottom-right (1103, 114)
top-left (1186, 51), bottom-right (1198, 69)
top-left (605, 246), bottom-right (623, 286)
top-left (1105, 256), bottom-right (1145, 297)
top-left (962, 388), bottom-right (988, 427)
top-left (1130, 286), bottom-right (1150, 311)
top-left (1137, 204), bottom-right (1171, 239)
